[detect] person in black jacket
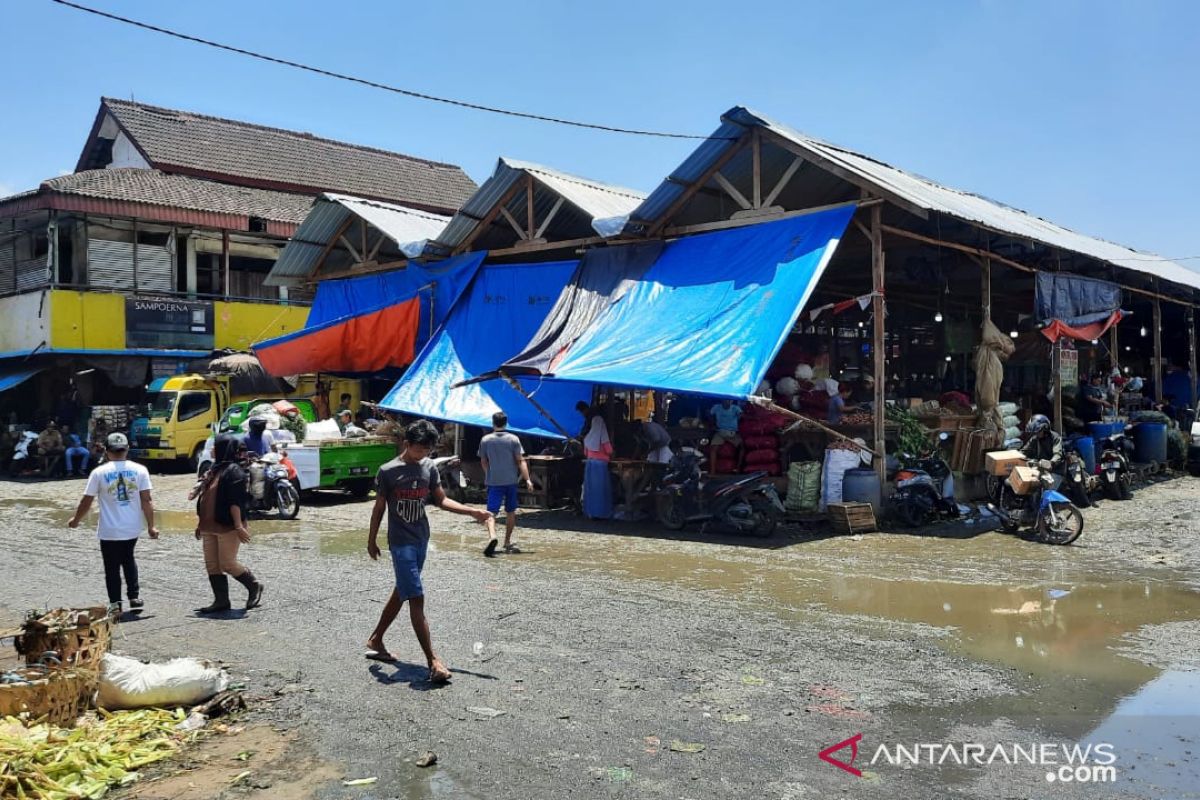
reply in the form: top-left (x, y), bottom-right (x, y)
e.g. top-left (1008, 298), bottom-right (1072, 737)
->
top-left (190, 434), bottom-right (264, 614)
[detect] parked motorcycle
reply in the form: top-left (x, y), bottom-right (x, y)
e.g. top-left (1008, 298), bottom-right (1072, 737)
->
top-left (892, 451), bottom-right (959, 527)
top-left (990, 459), bottom-right (1084, 545)
top-left (655, 449), bottom-right (784, 536)
top-left (430, 454), bottom-right (470, 502)
top-left (1097, 428), bottom-right (1134, 501)
top-left (1062, 440), bottom-right (1096, 508)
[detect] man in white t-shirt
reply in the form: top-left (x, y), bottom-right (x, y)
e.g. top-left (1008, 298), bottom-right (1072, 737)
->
top-left (68, 433), bottom-right (159, 614)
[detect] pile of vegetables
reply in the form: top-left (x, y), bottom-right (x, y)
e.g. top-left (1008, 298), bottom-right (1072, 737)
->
top-left (885, 405), bottom-right (933, 459)
top-left (1, 708), bottom-right (197, 799)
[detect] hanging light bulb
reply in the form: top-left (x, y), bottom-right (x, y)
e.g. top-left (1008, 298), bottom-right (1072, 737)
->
top-left (934, 311), bottom-right (943, 323)
top-left (1140, 326), bottom-right (1148, 337)
top-left (1124, 346), bottom-right (1131, 352)
top-left (857, 321), bottom-right (864, 328)
top-left (1090, 339), bottom-right (1098, 345)
top-left (945, 355), bottom-right (952, 362)
top-left (1009, 329), bottom-right (1019, 339)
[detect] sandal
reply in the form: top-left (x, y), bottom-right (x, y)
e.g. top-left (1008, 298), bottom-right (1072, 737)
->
top-left (504, 543), bottom-right (522, 554)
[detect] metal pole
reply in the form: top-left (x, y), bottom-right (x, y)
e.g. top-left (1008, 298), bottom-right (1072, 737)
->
top-left (222, 229), bottom-right (231, 299)
top-left (870, 204), bottom-right (886, 484)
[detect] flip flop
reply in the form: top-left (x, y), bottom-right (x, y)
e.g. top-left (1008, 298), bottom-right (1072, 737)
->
top-left (504, 543), bottom-right (522, 554)
top-left (365, 650), bottom-right (398, 664)
top-left (483, 538), bottom-right (498, 558)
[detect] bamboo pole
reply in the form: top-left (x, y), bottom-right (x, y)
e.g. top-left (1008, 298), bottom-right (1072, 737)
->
top-left (752, 398), bottom-right (880, 458)
top-left (1189, 308), bottom-right (1198, 410)
top-left (498, 370), bottom-right (574, 440)
top-left (1053, 340), bottom-right (1063, 435)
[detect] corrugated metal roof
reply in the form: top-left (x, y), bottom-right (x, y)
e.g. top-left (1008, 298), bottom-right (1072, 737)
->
top-left (435, 158), bottom-right (646, 249)
top-left (264, 194), bottom-right (450, 287)
top-left (628, 106), bottom-right (1200, 292)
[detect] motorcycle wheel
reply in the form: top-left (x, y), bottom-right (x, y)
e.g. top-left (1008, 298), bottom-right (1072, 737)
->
top-left (656, 494), bottom-right (687, 531)
top-left (1101, 475), bottom-right (1121, 501)
top-left (894, 499), bottom-right (925, 528)
top-left (1117, 474), bottom-right (1133, 501)
top-left (1038, 501), bottom-right (1083, 545)
top-left (276, 482), bottom-right (300, 520)
top-left (747, 496), bottom-right (780, 538)
top-left (985, 474), bottom-right (1004, 504)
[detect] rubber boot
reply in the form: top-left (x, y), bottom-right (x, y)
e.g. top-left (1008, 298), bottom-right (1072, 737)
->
top-left (197, 575), bottom-right (231, 614)
top-left (234, 570), bottom-right (264, 610)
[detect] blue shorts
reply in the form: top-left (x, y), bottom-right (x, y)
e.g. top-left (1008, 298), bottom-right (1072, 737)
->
top-left (487, 484), bottom-right (519, 514)
top-left (389, 542), bottom-right (428, 600)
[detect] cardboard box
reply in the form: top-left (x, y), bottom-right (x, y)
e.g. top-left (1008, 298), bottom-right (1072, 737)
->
top-left (1006, 465), bottom-right (1039, 495)
top-left (985, 449), bottom-right (1026, 477)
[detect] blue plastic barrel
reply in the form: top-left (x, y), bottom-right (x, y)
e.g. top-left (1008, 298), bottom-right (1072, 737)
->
top-left (841, 468), bottom-right (882, 517)
top-left (1133, 423), bottom-right (1168, 464)
top-left (1071, 436), bottom-right (1096, 476)
top-left (1088, 421), bottom-right (1123, 440)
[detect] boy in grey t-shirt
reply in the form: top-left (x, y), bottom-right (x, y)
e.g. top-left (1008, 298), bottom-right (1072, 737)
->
top-left (365, 420), bottom-right (494, 683)
top-left (477, 412), bottom-right (533, 557)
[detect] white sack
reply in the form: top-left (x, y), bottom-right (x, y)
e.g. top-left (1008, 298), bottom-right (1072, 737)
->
top-left (98, 653), bottom-right (229, 710)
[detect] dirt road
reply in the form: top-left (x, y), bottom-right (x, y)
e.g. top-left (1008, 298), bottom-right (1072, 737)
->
top-left (2, 471), bottom-right (1199, 799)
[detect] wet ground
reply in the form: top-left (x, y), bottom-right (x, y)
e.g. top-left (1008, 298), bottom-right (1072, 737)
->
top-left (2, 472), bottom-right (1199, 798)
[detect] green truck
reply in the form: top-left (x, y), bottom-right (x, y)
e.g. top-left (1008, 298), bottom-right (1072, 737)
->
top-left (285, 438), bottom-right (399, 496)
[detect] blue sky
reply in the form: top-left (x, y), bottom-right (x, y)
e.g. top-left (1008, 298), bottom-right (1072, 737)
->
top-left (2, 0), bottom-right (1197, 259)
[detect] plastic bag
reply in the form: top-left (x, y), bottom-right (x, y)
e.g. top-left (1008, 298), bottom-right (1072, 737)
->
top-left (820, 448), bottom-right (862, 511)
top-left (98, 653), bottom-right (229, 710)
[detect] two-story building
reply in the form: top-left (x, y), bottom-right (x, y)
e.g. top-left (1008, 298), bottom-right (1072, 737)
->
top-left (0, 97), bottom-right (475, 424)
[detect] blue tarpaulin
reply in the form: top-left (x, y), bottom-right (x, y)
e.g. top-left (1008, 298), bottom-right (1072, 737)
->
top-left (379, 261), bottom-right (593, 439)
top-left (0, 365), bottom-right (42, 394)
top-left (499, 206), bottom-right (853, 399)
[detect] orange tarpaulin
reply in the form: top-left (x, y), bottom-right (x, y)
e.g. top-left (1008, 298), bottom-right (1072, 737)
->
top-left (254, 298), bottom-right (421, 376)
top-left (1040, 310), bottom-right (1123, 344)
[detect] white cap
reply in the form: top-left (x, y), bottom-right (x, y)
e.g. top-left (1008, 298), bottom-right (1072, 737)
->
top-left (106, 432), bottom-right (129, 450)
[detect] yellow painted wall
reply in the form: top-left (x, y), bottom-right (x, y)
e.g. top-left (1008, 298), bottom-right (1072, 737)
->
top-left (214, 300), bottom-right (309, 350)
top-left (49, 291), bottom-right (125, 350)
top-left (45, 290), bottom-right (309, 352)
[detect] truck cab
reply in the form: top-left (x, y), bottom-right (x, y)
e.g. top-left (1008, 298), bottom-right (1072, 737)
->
top-left (131, 375), bottom-right (228, 469)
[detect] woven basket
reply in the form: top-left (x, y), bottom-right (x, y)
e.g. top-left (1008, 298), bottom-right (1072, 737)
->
top-left (0, 666), bottom-right (97, 727)
top-left (15, 606), bottom-right (113, 670)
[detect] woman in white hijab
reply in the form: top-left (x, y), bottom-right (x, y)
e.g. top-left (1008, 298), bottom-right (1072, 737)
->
top-left (580, 408), bottom-right (614, 519)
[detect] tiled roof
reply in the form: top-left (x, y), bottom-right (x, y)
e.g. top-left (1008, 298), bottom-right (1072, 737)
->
top-left (90, 98), bottom-right (477, 213)
top-left (42, 169), bottom-right (315, 224)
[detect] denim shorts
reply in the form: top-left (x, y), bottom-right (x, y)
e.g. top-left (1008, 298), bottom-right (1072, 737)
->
top-left (486, 484), bottom-right (519, 514)
top-left (389, 541), bottom-right (428, 600)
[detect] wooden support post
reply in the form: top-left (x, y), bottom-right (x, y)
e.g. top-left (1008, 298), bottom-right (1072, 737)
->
top-left (870, 204), bottom-right (886, 483)
top-left (981, 258), bottom-right (991, 323)
top-left (1153, 294), bottom-right (1163, 404)
top-left (1189, 308), bottom-right (1198, 409)
top-left (751, 129), bottom-right (762, 209)
top-left (1053, 340), bottom-right (1063, 435)
top-left (131, 218), bottom-right (139, 291)
top-left (221, 229), bottom-right (230, 299)
top-left (526, 175), bottom-right (536, 240)
top-left (1110, 321), bottom-right (1119, 375)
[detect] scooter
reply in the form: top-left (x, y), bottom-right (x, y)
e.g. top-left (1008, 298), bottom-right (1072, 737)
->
top-left (892, 451), bottom-right (959, 527)
top-left (1097, 428), bottom-right (1134, 501)
top-left (430, 454), bottom-right (470, 502)
top-left (246, 451), bottom-right (300, 520)
top-left (990, 459), bottom-right (1084, 545)
top-left (655, 449), bottom-right (784, 537)
top-left (1062, 440), bottom-right (1096, 508)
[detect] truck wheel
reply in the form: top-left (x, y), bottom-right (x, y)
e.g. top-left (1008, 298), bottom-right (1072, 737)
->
top-left (347, 479), bottom-right (373, 498)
